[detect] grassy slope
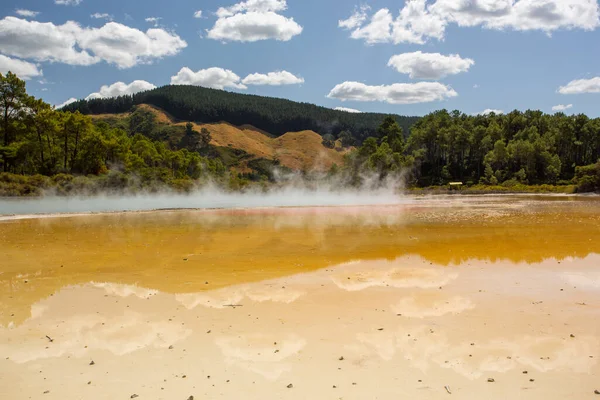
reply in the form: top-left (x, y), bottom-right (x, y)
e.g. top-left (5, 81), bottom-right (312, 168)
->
top-left (97, 104), bottom-right (348, 172)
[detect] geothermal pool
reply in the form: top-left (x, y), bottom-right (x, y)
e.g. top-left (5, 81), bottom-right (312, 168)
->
top-left (0, 195), bottom-right (599, 399)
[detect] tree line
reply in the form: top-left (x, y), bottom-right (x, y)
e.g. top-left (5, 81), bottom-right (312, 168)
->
top-left (342, 113), bottom-right (599, 191)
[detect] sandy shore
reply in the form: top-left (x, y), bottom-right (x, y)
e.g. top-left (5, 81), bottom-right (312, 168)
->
top-left (1, 254), bottom-right (599, 399)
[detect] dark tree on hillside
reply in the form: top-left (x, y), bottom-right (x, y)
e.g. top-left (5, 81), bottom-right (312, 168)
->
top-left (338, 130), bottom-right (355, 148)
top-left (199, 128), bottom-right (211, 149)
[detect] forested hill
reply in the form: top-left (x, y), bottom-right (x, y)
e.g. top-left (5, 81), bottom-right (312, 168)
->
top-left (63, 85), bottom-right (419, 142)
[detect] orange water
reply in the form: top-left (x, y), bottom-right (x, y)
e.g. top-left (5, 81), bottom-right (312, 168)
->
top-left (1, 196), bottom-right (599, 326)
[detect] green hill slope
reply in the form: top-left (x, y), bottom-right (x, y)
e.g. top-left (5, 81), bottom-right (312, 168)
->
top-left (63, 85), bottom-right (420, 142)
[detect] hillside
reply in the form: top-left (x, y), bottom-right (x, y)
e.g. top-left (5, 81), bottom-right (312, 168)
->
top-left (93, 104), bottom-right (348, 172)
top-left (64, 85), bottom-right (420, 142)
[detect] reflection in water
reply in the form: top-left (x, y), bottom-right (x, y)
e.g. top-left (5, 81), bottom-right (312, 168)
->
top-left (390, 294), bottom-right (475, 318)
top-left (355, 327), bottom-right (598, 379)
top-left (92, 282), bottom-right (159, 299)
top-left (0, 253), bottom-right (599, 399)
top-left (216, 334), bottom-right (306, 380)
top-left (331, 261), bottom-right (459, 291)
top-left (176, 291), bottom-right (244, 310)
top-left (0, 286), bottom-right (191, 364)
top-left (562, 271), bottom-right (600, 289)
top-left (176, 283), bottom-right (304, 310)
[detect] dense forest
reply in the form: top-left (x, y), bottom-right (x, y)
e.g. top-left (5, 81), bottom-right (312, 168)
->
top-left (63, 85), bottom-right (419, 141)
top-left (344, 112), bottom-right (600, 190)
top-left (1, 71), bottom-right (599, 195)
top-left (407, 110), bottom-right (600, 186)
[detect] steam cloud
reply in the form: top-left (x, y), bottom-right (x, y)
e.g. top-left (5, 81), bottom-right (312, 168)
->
top-left (0, 185), bottom-right (408, 217)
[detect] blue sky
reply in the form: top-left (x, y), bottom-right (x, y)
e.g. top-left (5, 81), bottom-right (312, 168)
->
top-left (1, 0), bottom-right (599, 117)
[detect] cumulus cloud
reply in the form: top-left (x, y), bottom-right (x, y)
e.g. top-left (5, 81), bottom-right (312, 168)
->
top-left (77, 23), bottom-right (187, 68)
top-left (388, 51), bottom-right (474, 79)
top-left (91, 13), bottom-right (113, 21)
top-left (171, 67), bottom-right (248, 90)
top-left (85, 80), bottom-right (157, 100)
top-left (347, 8), bottom-right (394, 44)
top-left (194, 10), bottom-right (203, 18)
top-left (476, 109), bottom-right (504, 115)
top-left (0, 54), bottom-right (42, 80)
top-left (392, 0), bottom-right (446, 44)
top-left (55, 98), bottom-right (77, 109)
top-left (327, 81), bottom-right (458, 105)
top-left (55, 0), bottom-right (82, 5)
top-left (15, 9), bottom-right (40, 18)
top-left (334, 107), bottom-right (362, 113)
top-left (431, 0), bottom-right (600, 31)
top-left (552, 104), bottom-right (573, 111)
top-left (0, 17), bottom-right (187, 69)
top-left (558, 77), bottom-right (600, 94)
top-left (340, 0), bottom-right (600, 45)
top-left (338, 5), bottom-right (370, 29)
top-left (242, 70), bottom-right (303, 85)
top-left (342, 2), bottom-right (446, 45)
top-left (207, 0), bottom-right (302, 42)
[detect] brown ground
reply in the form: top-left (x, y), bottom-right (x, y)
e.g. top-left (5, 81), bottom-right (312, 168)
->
top-left (92, 104), bottom-right (348, 171)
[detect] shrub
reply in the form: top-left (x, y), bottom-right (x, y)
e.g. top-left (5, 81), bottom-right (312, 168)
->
top-left (574, 162), bottom-right (600, 193)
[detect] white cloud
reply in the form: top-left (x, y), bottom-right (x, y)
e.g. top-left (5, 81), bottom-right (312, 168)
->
top-left (334, 107), bottom-right (362, 113)
top-left (208, 12), bottom-right (302, 42)
top-left (391, 0), bottom-right (446, 44)
top-left (216, 0), bottom-right (288, 17)
top-left (0, 17), bottom-right (187, 69)
top-left (338, 5), bottom-right (370, 30)
top-left (347, 8), bottom-right (393, 44)
top-left (558, 77), bottom-right (600, 94)
top-left (145, 17), bottom-right (162, 27)
top-left (0, 17), bottom-right (94, 66)
top-left (171, 67), bottom-right (247, 90)
top-left (327, 81), bottom-right (458, 105)
top-left (207, 0), bottom-right (302, 42)
top-left (340, 0), bottom-right (600, 45)
top-left (55, 0), bottom-right (83, 5)
top-left (341, 2), bottom-right (446, 45)
top-left (56, 98), bottom-right (77, 109)
top-left (15, 9), bottom-right (40, 18)
top-left (0, 54), bottom-right (42, 80)
top-left (91, 13), bottom-right (113, 21)
top-left (432, 0), bottom-right (600, 31)
top-left (85, 80), bottom-right (157, 100)
top-left (473, 84), bottom-right (480, 89)
top-left (552, 104), bottom-right (573, 111)
top-left (476, 109), bottom-right (504, 115)
top-left (388, 51), bottom-right (474, 79)
top-left (77, 23), bottom-right (187, 68)
top-left (242, 70), bottom-right (303, 85)
top-left (194, 10), bottom-right (203, 18)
